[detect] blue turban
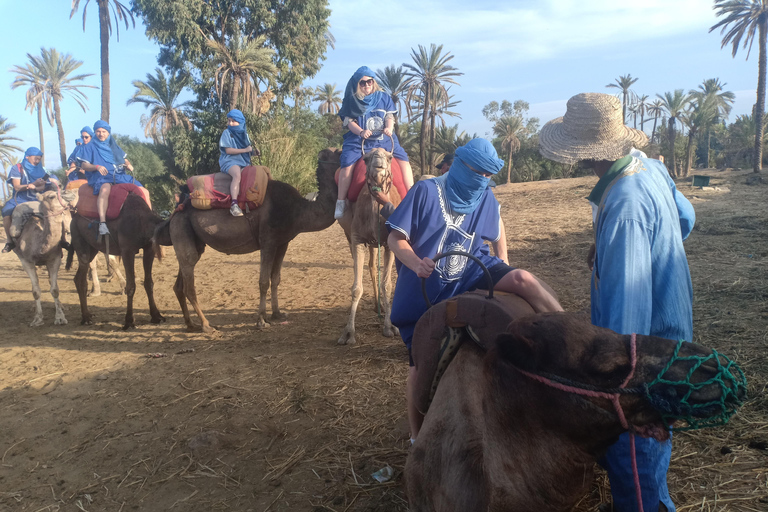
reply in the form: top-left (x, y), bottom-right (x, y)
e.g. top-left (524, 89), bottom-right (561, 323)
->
top-left (68, 140), bottom-right (84, 164)
top-left (75, 138), bottom-right (83, 145)
top-left (22, 147), bottom-right (46, 181)
top-left (338, 66), bottom-right (383, 119)
top-left (81, 126), bottom-right (95, 139)
top-left (226, 109), bottom-right (250, 149)
top-left (442, 139), bottom-right (504, 214)
top-left (91, 120), bottom-right (126, 166)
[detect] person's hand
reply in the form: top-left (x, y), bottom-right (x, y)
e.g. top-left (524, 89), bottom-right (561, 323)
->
top-left (97, 166), bottom-right (108, 176)
top-left (383, 126), bottom-right (393, 137)
top-left (360, 129), bottom-right (372, 139)
top-left (587, 243), bottom-right (596, 271)
top-left (31, 178), bottom-right (46, 189)
top-left (244, 145), bottom-right (253, 153)
top-left (372, 189), bottom-right (390, 207)
top-left (415, 257), bottom-right (435, 279)
top-left (124, 160), bottom-right (134, 172)
top-left (253, 147), bottom-right (261, 157)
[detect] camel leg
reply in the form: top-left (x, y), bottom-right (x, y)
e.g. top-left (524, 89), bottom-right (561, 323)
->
top-left (173, 270), bottom-right (195, 331)
top-left (256, 246), bottom-right (277, 328)
top-left (181, 263), bottom-right (214, 333)
top-left (47, 255), bottom-right (67, 325)
top-left (338, 242), bottom-right (367, 345)
top-left (109, 255), bottom-right (126, 293)
top-left (89, 258), bottom-right (102, 297)
top-left (143, 246), bottom-right (165, 324)
top-left (368, 245), bottom-right (380, 311)
top-left (122, 251), bottom-right (137, 330)
top-left (20, 259), bottom-right (45, 327)
top-left (380, 248), bottom-right (398, 338)
top-left (74, 233), bottom-right (98, 325)
top-left (268, 242), bottom-right (289, 322)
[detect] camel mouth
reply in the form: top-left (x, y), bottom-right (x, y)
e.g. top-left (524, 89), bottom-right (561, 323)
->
top-left (634, 422), bottom-right (671, 441)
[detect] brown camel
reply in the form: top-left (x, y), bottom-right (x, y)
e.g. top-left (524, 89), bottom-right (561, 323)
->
top-left (154, 149), bottom-right (339, 332)
top-left (67, 192), bottom-right (165, 329)
top-left (406, 307), bottom-right (746, 512)
top-left (337, 148), bottom-right (401, 345)
top-left (9, 189), bottom-right (78, 326)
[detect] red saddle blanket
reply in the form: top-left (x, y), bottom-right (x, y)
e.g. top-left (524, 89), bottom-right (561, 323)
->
top-left (76, 183), bottom-right (152, 220)
top-left (335, 158), bottom-right (407, 202)
top-left (187, 166), bottom-right (271, 211)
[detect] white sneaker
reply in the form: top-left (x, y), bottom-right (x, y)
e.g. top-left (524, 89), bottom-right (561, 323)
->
top-left (334, 199), bottom-right (346, 219)
top-left (230, 203), bottom-right (244, 217)
top-left (98, 223), bottom-right (110, 235)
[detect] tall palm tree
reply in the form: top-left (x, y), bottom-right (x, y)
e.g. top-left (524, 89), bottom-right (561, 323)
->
top-left (403, 44), bottom-right (463, 171)
top-left (313, 83), bottom-right (342, 115)
top-left (376, 65), bottom-right (413, 124)
top-left (13, 48), bottom-right (96, 167)
top-left (682, 98), bottom-right (718, 176)
top-left (711, 0), bottom-right (768, 172)
top-left (70, 0), bottom-right (135, 123)
top-left (636, 94), bottom-right (649, 130)
top-left (691, 78), bottom-right (736, 167)
top-left (647, 100), bottom-right (665, 143)
top-left (657, 90), bottom-right (691, 177)
top-left (493, 116), bottom-right (524, 184)
top-left (606, 74), bottom-right (639, 123)
top-left (0, 117), bottom-right (23, 169)
top-left (205, 31), bottom-right (277, 114)
top-left (127, 68), bottom-right (193, 144)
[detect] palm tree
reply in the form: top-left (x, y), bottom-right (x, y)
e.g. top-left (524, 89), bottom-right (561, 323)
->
top-left (403, 44), bottom-right (463, 171)
top-left (13, 48), bottom-right (96, 167)
top-left (636, 94), bottom-right (649, 130)
top-left (10, 64), bottom-right (49, 155)
top-left (691, 78), bottom-right (736, 167)
top-left (606, 74), bottom-right (639, 123)
top-left (127, 68), bottom-right (193, 144)
top-left (711, 0), bottom-right (768, 172)
top-left (647, 100), bottom-right (665, 143)
top-left (493, 116), bottom-right (524, 184)
top-left (70, 0), bottom-right (135, 123)
top-left (376, 65), bottom-right (413, 124)
top-left (682, 98), bottom-right (718, 177)
top-left (0, 117), bottom-right (23, 169)
top-left (313, 83), bottom-right (342, 115)
top-left (657, 89), bottom-right (691, 177)
top-left (205, 31), bottom-right (277, 114)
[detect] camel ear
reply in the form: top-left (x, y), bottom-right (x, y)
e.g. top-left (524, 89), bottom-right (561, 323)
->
top-left (495, 330), bottom-right (538, 372)
top-left (36, 193), bottom-right (44, 202)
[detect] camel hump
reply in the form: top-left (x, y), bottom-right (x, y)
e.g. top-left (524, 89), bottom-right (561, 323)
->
top-left (337, 158), bottom-right (407, 203)
top-left (187, 166), bottom-right (271, 211)
top-left (76, 183), bottom-right (152, 220)
top-left (411, 290), bottom-right (536, 415)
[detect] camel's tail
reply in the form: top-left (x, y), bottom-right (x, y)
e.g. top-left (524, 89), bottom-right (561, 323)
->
top-left (152, 218), bottom-right (172, 261)
top-left (64, 241), bottom-right (75, 271)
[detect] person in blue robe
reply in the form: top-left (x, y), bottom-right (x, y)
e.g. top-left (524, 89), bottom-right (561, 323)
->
top-left (2, 147), bottom-right (58, 252)
top-left (77, 120), bottom-right (141, 236)
top-left (385, 138), bottom-right (563, 442)
top-left (218, 109), bottom-right (260, 217)
top-left (335, 66), bottom-right (414, 219)
top-left (66, 126), bottom-right (95, 182)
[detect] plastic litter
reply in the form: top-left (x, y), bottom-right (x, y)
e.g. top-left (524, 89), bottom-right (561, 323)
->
top-left (371, 466), bottom-right (393, 483)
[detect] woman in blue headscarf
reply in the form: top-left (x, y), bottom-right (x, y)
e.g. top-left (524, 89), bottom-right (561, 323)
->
top-left (383, 138), bottom-right (563, 441)
top-left (77, 120), bottom-right (141, 235)
top-left (218, 109), bottom-right (261, 217)
top-left (2, 147), bottom-right (57, 252)
top-left (66, 126), bottom-right (94, 183)
top-left (334, 66), bottom-right (414, 219)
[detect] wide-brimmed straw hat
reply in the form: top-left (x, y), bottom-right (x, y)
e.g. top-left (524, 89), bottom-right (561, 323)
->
top-left (539, 93), bottom-right (648, 165)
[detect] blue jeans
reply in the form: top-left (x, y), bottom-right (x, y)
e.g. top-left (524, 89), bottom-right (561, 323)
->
top-left (599, 433), bottom-right (674, 512)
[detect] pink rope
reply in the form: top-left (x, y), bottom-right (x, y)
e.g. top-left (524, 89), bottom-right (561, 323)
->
top-left (514, 334), bottom-right (644, 512)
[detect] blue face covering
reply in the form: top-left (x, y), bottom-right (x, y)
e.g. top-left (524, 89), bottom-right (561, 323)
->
top-left (338, 66), bottom-right (383, 119)
top-left (442, 139), bottom-right (504, 214)
top-left (226, 109), bottom-right (250, 149)
top-left (92, 120), bottom-right (126, 166)
top-left (21, 147), bottom-right (46, 181)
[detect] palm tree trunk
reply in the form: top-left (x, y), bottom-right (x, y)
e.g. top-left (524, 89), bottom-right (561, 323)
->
top-left (36, 103), bottom-right (45, 155)
top-left (684, 130), bottom-right (695, 178)
top-left (429, 111), bottom-right (436, 168)
top-left (669, 118), bottom-right (677, 178)
top-left (754, 19), bottom-right (767, 173)
top-left (652, 115), bottom-right (658, 144)
top-left (419, 83), bottom-right (431, 172)
top-left (230, 75), bottom-right (241, 111)
top-left (506, 149), bottom-right (513, 183)
top-left (53, 96), bottom-right (67, 168)
top-left (706, 129), bottom-right (711, 168)
top-left (98, 0), bottom-right (110, 123)
top-left (622, 90), bottom-right (627, 123)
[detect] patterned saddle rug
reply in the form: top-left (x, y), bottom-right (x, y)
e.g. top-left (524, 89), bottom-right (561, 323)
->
top-left (187, 165), bottom-right (271, 211)
top-left (76, 183), bottom-right (152, 220)
top-left (335, 157), bottom-right (407, 203)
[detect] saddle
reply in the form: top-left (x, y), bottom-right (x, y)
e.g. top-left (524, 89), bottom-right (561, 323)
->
top-left (66, 179), bottom-right (87, 191)
top-left (76, 183), bottom-right (152, 220)
top-left (335, 157), bottom-right (407, 202)
top-left (9, 202), bottom-right (42, 241)
top-left (187, 165), bottom-right (271, 211)
top-left (411, 290), bottom-right (536, 415)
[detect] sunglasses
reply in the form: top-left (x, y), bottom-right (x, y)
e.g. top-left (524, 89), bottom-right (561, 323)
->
top-left (359, 78), bottom-right (375, 87)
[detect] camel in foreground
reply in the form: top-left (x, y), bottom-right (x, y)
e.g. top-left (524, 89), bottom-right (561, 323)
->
top-left (67, 192), bottom-right (165, 329)
top-left (406, 302), bottom-right (746, 512)
top-left (154, 150), bottom-right (339, 332)
top-left (337, 148), bottom-right (401, 345)
top-left (9, 189), bottom-right (77, 326)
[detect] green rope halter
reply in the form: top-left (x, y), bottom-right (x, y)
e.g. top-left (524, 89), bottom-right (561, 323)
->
top-left (644, 340), bottom-right (748, 431)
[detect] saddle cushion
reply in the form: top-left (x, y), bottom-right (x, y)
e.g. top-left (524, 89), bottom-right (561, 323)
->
top-left (66, 179), bottom-right (88, 191)
top-left (9, 202), bottom-right (42, 240)
top-left (411, 290), bottom-right (536, 415)
top-left (335, 158), bottom-right (407, 203)
top-left (187, 165), bottom-right (271, 211)
top-left (76, 183), bottom-right (152, 220)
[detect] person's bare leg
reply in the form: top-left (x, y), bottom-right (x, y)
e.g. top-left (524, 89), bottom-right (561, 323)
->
top-left (3, 216), bottom-right (12, 242)
top-left (335, 164), bottom-right (354, 219)
top-left (228, 166), bottom-right (243, 216)
top-left (97, 183), bottom-right (112, 223)
top-left (495, 269), bottom-right (563, 313)
top-left (397, 159), bottom-right (414, 191)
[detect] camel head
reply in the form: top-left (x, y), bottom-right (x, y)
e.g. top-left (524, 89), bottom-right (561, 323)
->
top-left (36, 189), bottom-right (77, 216)
top-left (363, 148), bottom-right (393, 194)
top-left (494, 313), bottom-right (747, 439)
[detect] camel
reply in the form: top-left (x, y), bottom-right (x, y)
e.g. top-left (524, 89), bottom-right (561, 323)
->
top-left (154, 149), bottom-right (339, 332)
top-left (87, 254), bottom-right (126, 297)
top-left (336, 147), bottom-right (401, 345)
top-left (67, 192), bottom-right (165, 329)
top-left (405, 300), bottom-right (747, 512)
top-left (7, 188), bottom-right (78, 326)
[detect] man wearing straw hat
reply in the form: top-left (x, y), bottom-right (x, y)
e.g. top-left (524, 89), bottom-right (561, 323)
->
top-left (539, 93), bottom-right (695, 512)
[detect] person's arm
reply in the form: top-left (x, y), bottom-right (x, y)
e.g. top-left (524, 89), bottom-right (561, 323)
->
top-left (224, 146), bottom-right (252, 155)
top-left (387, 230), bottom-right (435, 278)
top-left (383, 117), bottom-right (395, 137)
top-left (81, 162), bottom-right (109, 176)
top-left (491, 218), bottom-right (509, 265)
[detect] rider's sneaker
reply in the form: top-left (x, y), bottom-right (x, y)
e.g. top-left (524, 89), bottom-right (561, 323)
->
top-left (2, 241), bottom-right (15, 253)
top-left (230, 203), bottom-right (244, 217)
top-left (334, 199), bottom-right (346, 219)
top-left (98, 222), bottom-right (110, 235)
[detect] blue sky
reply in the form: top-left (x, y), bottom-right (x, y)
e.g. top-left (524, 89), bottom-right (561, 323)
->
top-left (0, 0), bottom-right (760, 168)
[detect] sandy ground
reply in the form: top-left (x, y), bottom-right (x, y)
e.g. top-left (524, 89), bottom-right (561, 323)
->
top-left (0, 169), bottom-right (765, 511)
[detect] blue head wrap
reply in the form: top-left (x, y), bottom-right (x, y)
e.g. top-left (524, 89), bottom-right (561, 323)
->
top-left (75, 138), bottom-right (83, 145)
top-left (22, 147), bottom-right (46, 181)
top-left (92, 120), bottom-right (127, 166)
top-left (68, 139), bottom-right (84, 164)
top-left (81, 126), bottom-right (95, 139)
top-left (338, 66), bottom-right (384, 119)
top-left (226, 109), bottom-right (250, 149)
top-left (441, 139), bottom-right (504, 214)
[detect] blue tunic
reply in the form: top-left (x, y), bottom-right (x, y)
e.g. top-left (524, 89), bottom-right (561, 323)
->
top-left (2, 163), bottom-right (55, 216)
top-left (77, 140), bottom-right (141, 194)
top-left (386, 177), bottom-right (502, 347)
top-left (219, 129), bottom-right (251, 174)
top-left (340, 94), bottom-right (409, 168)
top-left (591, 156), bottom-right (694, 512)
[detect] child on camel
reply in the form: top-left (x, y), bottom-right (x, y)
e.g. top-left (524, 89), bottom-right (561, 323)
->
top-left (219, 109), bottom-right (261, 217)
